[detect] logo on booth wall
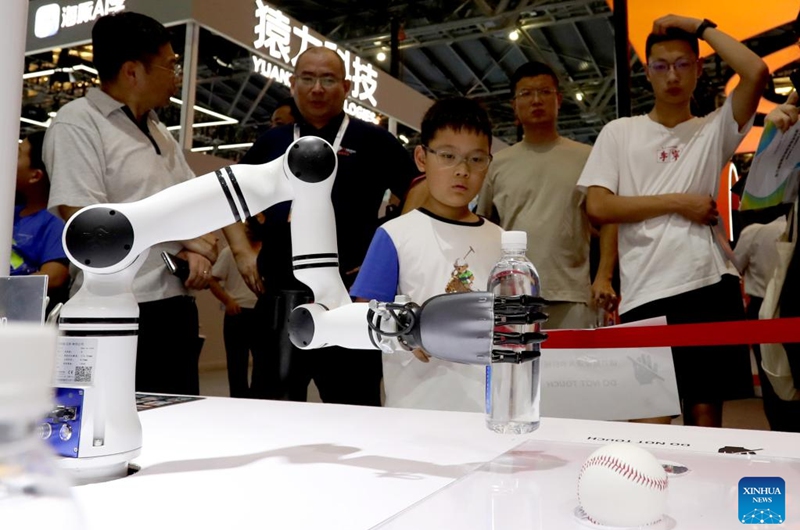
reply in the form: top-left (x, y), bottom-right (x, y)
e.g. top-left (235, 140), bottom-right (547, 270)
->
top-left (34, 4), bottom-right (61, 38)
top-left (34, 0), bottom-right (126, 39)
top-left (251, 1), bottom-right (381, 124)
top-left (738, 477), bottom-right (785, 524)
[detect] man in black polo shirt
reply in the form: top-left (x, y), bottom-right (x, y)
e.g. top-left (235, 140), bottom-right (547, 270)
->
top-left (229, 46), bottom-right (416, 405)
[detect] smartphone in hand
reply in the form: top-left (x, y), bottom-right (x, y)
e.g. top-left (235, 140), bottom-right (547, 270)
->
top-left (161, 251), bottom-right (190, 282)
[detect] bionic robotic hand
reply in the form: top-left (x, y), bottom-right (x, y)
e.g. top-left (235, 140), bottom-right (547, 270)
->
top-left (48, 135), bottom-right (547, 483)
top-left (291, 291), bottom-right (548, 365)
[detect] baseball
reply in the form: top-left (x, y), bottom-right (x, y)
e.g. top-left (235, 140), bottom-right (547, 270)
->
top-left (577, 443), bottom-right (668, 527)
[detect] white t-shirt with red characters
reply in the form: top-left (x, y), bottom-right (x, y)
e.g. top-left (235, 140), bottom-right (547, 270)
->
top-left (577, 97), bottom-right (752, 314)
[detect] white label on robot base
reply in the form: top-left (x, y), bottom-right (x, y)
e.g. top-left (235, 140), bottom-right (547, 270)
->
top-left (55, 338), bottom-right (98, 385)
top-left (540, 317), bottom-right (680, 421)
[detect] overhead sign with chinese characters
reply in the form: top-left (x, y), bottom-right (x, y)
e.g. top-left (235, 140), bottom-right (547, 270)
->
top-left (191, 0), bottom-right (431, 128)
top-left (25, 0), bottom-right (432, 130)
top-left (26, 0), bottom-right (193, 54)
top-left (251, 2), bottom-right (380, 124)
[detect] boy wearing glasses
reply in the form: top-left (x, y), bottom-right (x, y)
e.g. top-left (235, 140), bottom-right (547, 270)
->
top-left (579, 15), bottom-right (769, 427)
top-left (477, 62), bottom-right (618, 330)
top-left (351, 98), bottom-right (502, 412)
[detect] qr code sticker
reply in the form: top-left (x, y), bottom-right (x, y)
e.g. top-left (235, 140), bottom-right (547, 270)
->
top-left (75, 366), bottom-right (93, 383)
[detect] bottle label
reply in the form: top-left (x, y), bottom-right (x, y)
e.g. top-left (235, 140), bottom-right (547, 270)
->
top-left (54, 337), bottom-right (98, 386)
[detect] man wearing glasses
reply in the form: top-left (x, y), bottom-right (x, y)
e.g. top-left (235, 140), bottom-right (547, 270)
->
top-left (579, 15), bottom-right (769, 427)
top-left (228, 46), bottom-right (416, 405)
top-left (476, 62), bottom-right (618, 330)
top-left (45, 12), bottom-right (217, 396)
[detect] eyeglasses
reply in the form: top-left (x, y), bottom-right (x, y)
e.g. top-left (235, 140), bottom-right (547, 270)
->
top-left (514, 88), bottom-right (557, 100)
top-left (295, 75), bottom-right (342, 89)
top-left (647, 59), bottom-right (696, 76)
top-left (152, 62), bottom-right (182, 78)
top-left (423, 146), bottom-right (492, 171)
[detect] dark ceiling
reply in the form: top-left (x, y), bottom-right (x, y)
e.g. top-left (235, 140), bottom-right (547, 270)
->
top-left (20, 0), bottom-right (800, 158)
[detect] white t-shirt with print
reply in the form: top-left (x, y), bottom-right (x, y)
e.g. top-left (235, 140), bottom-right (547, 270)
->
top-left (577, 97), bottom-right (751, 314)
top-left (350, 208), bottom-right (503, 412)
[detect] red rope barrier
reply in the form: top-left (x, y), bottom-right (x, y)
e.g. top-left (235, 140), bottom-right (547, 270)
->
top-left (543, 317), bottom-right (800, 349)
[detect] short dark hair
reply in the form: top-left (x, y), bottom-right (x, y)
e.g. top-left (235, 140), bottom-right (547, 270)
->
top-left (645, 29), bottom-right (699, 62)
top-left (294, 46), bottom-right (346, 78)
top-left (276, 97), bottom-right (300, 121)
top-left (25, 131), bottom-right (47, 174)
top-left (510, 62), bottom-right (559, 95)
top-left (420, 97), bottom-right (493, 149)
top-left (92, 12), bottom-right (172, 82)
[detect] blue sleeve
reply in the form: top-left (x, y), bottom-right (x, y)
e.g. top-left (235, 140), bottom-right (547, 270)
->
top-left (349, 228), bottom-right (399, 302)
top-left (37, 213), bottom-right (67, 265)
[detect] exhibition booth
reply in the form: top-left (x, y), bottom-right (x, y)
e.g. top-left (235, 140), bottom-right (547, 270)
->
top-left (2, 2), bottom-right (800, 529)
top-left (21, 0), bottom-right (437, 370)
top-left (23, 0), bottom-right (433, 148)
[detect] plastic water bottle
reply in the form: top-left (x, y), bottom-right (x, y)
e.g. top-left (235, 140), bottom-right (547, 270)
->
top-left (486, 231), bottom-right (542, 434)
top-left (0, 324), bottom-right (85, 529)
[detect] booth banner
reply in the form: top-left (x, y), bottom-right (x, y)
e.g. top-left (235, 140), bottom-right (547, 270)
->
top-left (741, 120), bottom-right (800, 210)
top-left (540, 317), bottom-right (680, 421)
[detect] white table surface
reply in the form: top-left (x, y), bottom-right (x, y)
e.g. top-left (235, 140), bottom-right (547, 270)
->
top-left (72, 397), bottom-right (800, 530)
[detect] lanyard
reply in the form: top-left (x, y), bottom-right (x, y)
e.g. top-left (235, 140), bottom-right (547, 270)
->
top-left (293, 114), bottom-right (349, 152)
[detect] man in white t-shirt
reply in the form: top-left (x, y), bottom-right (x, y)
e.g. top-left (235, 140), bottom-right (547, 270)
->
top-left (578, 14), bottom-right (768, 427)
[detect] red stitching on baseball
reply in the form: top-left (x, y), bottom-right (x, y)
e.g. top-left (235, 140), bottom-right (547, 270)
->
top-left (578, 455), bottom-right (669, 492)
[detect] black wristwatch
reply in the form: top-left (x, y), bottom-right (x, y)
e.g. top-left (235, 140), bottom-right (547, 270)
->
top-left (695, 18), bottom-right (717, 40)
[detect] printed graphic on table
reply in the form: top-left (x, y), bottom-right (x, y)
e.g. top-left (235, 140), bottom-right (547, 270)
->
top-left (738, 477), bottom-right (785, 524)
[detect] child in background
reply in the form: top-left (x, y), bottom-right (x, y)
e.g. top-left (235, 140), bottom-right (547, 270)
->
top-left (351, 97), bottom-right (502, 412)
top-left (12, 131), bottom-right (69, 311)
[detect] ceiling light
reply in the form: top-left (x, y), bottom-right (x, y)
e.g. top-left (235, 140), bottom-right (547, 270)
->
top-left (376, 52), bottom-right (387, 62)
top-left (775, 86), bottom-right (795, 95)
top-left (398, 134), bottom-right (409, 144)
top-left (218, 143), bottom-right (254, 150)
top-left (166, 97), bottom-right (238, 130)
top-left (373, 40), bottom-right (382, 46)
top-left (72, 64), bottom-right (97, 75)
top-left (22, 64), bottom-right (98, 80)
top-left (20, 116), bottom-right (51, 128)
top-left (576, 93), bottom-right (584, 102)
top-left (509, 30), bottom-right (520, 41)
top-left (190, 142), bottom-right (254, 153)
top-left (23, 69), bottom-right (55, 80)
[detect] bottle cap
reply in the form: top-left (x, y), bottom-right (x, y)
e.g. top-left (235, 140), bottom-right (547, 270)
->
top-left (0, 324), bottom-right (58, 420)
top-left (501, 230), bottom-right (527, 251)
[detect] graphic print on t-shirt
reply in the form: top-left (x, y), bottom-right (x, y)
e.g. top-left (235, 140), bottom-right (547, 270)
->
top-left (445, 247), bottom-right (476, 293)
top-left (10, 239), bottom-right (36, 276)
top-left (657, 146), bottom-right (681, 163)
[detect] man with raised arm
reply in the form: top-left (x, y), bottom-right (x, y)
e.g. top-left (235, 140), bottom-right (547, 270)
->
top-left (579, 15), bottom-right (769, 427)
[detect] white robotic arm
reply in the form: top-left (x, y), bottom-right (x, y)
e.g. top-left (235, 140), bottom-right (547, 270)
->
top-left (50, 136), bottom-right (547, 483)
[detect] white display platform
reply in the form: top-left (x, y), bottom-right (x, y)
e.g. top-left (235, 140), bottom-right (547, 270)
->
top-left (72, 397), bottom-right (800, 529)
top-left (376, 439), bottom-right (800, 529)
